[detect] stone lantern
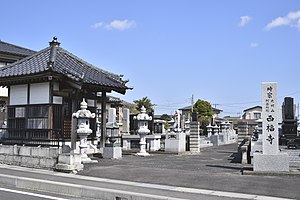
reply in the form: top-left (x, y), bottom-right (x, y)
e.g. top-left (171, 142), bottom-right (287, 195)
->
top-left (134, 106), bottom-right (152, 156)
top-left (207, 123), bottom-right (213, 138)
top-left (72, 99), bottom-right (95, 162)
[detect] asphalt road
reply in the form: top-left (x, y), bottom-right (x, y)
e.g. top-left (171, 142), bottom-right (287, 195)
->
top-left (79, 143), bottom-right (300, 200)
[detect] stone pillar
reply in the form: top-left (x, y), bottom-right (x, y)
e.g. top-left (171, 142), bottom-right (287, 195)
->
top-left (254, 82), bottom-right (289, 171)
top-left (189, 112), bottom-right (200, 153)
top-left (237, 121), bottom-right (249, 150)
top-left (122, 108), bottom-right (130, 134)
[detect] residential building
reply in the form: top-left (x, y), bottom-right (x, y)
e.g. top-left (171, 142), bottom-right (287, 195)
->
top-left (179, 105), bottom-right (223, 125)
top-left (242, 106), bottom-right (262, 120)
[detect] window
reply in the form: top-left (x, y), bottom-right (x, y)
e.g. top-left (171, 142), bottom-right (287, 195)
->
top-left (7, 105), bottom-right (50, 129)
top-left (254, 112), bottom-right (261, 119)
top-left (15, 107), bottom-right (25, 118)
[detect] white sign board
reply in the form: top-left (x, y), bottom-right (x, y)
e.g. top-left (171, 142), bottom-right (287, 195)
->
top-left (262, 82), bottom-right (279, 154)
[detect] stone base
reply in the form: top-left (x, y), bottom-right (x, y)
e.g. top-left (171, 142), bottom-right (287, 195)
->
top-left (55, 153), bottom-right (83, 172)
top-left (81, 157), bottom-right (98, 164)
top-left (210, 135), bottom-right (221, 146)
top-left (55, 163), bottom-right (84, 173)
top-left (103, 147), bottom-right (122, 159)
top-left (135, 152), bottom-right (150, 157)
top-left (253, 152), bottom-right (289, 172)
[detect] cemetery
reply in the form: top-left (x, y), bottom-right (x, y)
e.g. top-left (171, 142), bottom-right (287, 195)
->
top-left (0, 38), bottom-right (299, 175)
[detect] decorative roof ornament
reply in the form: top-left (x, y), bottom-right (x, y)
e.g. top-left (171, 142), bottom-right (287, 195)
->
top-left (49, 36), bottom-right (60, 47)
top-left (48, 36), bottom-right (60, 68)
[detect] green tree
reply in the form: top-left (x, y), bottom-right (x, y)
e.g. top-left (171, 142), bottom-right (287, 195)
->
top-left (193, 99), bottom-right (213, 131)
top-left (133, 96), bottom-right (155, 114)
top-left (160, 114), bottom-right (172, 121)
top-left (160, 114), bottom-right (172, 131)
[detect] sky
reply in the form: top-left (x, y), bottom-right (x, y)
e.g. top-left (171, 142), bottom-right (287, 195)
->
top-left (1, 0), bottom-right (300, 116)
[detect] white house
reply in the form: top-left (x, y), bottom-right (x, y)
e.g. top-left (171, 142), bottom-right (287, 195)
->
top-left (242, 106), bottom-right (262, 120)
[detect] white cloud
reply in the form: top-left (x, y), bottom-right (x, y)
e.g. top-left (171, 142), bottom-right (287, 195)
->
top-left (91, 19), bottom-right (136, 31)
top-left (91, 22), bottom-right (103, 29)
top-left (250, 43), bottom-right (259, 48)
top-left (265, 11), bottom-right (300, 30)
top-left (106, 20), bottom-right (136, 30)
top-left (239, 16), bottom-right (251, 27)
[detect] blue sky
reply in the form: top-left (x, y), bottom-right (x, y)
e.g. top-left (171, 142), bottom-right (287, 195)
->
top-left (1, 0), bottom-right (300, 116)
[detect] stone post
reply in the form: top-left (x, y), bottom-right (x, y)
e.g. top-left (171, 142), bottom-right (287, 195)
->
top-left (237, 121), bottom-right (249, 151)
top-left (189, 112), bottom-right (200, 153)
top-left (253, 82), bottom-right (289, 171)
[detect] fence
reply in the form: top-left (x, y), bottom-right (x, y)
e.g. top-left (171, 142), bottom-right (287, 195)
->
top-left (0, 128), bottom-right (63, 148)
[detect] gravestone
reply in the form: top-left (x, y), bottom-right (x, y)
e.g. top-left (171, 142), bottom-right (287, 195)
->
top-left (281, 97), bottom-right (298, 147)
top-left (122, 108), bottom-right (130, 134)
top-left (108, 108), bottom-right (116, 123)
top-left (104, 107), bottom-right (122, 159)
top-left (253, 82), bottom-right (289, 171)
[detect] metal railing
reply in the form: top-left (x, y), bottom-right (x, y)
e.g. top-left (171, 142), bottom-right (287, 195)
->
top-left (0, 128), bottom-right (63, 148)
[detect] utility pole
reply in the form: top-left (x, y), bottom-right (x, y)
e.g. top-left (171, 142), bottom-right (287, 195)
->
top-left (191, 94), bottom-right (194, 112)
top-left (297, 103), bottom-right (299, 119)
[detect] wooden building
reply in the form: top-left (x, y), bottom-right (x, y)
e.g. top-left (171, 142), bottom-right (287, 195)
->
top-left (0, 37), bottom-right (130, 147)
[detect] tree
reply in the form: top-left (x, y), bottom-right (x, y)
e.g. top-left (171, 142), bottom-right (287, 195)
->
top-left (193, 99), bottom-right (213, 131)
top-left (160, 114), bottom-right (172, 131)
top-left (133, 96), bottom-right (155, 114)
top-left (160, 114), bottom-right (172, 121)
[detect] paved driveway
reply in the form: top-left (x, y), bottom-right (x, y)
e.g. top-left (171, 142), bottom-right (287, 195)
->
top-left (79, 144), bottom-right (300, 200)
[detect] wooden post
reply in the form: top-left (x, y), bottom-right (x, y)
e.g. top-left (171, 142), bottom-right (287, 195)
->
top-left (101, 91), bottom-right (107, 149)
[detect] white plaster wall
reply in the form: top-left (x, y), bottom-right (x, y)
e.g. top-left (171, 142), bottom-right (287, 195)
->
top-left (9, 84), bottom-right (28, 105)
top-left (245, 109), bottom-right (262, 120)
top-left (53, 96), bottom-right (63, 104)
top-left (0, 87), bottom-right (8, 97)
top-left (30, 82), bottom-right (50, 104)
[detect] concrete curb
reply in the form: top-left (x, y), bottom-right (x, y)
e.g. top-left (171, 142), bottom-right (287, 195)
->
top-left (0, 173), bottom-right (296, 200)
top-left (0, 174), bottom-right (187, 200)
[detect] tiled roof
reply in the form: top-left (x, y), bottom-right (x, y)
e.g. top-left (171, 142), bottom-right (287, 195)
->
top-left (0, 37), bottom-right (129, 94)
top-left (243, 106), bottom-right (262, 112)
top-left (0, 41), bottom-right (36, 57)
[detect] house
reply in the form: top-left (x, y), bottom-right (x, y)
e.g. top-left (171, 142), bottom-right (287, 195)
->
top-left (0, 37), bottom-right (130, 148)
top-left (179, 105), bottom-right (223, 127)
top-left (0, 41), bottom-right (36, 125)
top-left (0, 40), bottom-right (36, 67)
top-left (242, 106), bottom-right (262, 120)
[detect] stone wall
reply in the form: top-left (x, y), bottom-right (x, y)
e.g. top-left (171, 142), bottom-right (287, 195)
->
top-left (0, 144), bottom-right (61, 169)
